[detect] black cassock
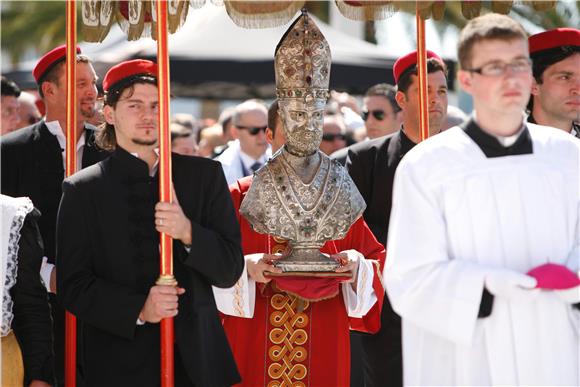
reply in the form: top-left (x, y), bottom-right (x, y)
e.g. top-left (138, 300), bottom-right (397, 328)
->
top-left (345, 129), bottom-right (416, 387)
top-left (56, 147), bottom-right (243, 387)
top-left (1, 121), bottom-right (109, 385)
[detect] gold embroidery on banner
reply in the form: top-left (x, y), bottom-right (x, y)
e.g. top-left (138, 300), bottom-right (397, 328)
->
top-left (267, 293), bottom-right (310, 386)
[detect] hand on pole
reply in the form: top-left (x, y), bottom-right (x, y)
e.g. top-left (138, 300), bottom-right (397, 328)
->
top-left (139, 285), bottom-right (185, 323)
top-left (155, 185), bottom-right (192, 246)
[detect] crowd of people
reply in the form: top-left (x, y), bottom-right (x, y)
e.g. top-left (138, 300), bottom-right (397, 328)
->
top-left (0, 12), bottom-right (578, 387)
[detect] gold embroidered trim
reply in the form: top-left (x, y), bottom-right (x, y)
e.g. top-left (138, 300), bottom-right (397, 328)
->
top-left (233, 278), bottom-right (245, 317)
top-left (267, 293), bottom-right (309, 386)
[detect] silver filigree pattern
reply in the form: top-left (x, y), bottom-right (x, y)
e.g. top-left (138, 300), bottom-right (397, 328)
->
top-left (274, 10), bottom-right (330, 102)
top-left (240, 149), bottom-right (366, 271)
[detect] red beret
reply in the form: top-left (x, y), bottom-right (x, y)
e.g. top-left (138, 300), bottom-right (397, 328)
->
top-left (33, 45), bottom-right (82, 83)
top-left (103, 59), bottom-right (158, 93)
top-left (529, 28), bottom-right (580, 55)
top-left (393, 50), bottom-right (443, 84)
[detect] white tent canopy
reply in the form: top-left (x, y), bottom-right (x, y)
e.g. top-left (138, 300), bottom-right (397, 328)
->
top-left (7, 5), bottom-right (398, 99)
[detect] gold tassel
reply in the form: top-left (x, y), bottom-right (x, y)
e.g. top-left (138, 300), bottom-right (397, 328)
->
top-left (224, 1), bottom-right (305, 29)
top-left (391, 1), bottom-right (434, 19)
top-left (491, 0), bottom-right (513, 14)
top-left (80, 0), bottom-right (117, 43)
top-left (167, 0), bottom-right (190, 34)
top-left (529, 0), bottom-right (556, 11)
top-left (116, 0), bottom-right (146, 41)
top-left (150, 0), bottom-right (190, 41)
top-left (431, 1), bottom-right (446, 20)
top-left (334, 0), bottom-right (398, 21)
top-left (190, 0), bottom-right (207, 9)
top-left (461, 0), bottom-right (482, 20)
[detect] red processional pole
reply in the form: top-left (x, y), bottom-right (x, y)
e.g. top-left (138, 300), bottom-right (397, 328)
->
top-left (155, 1), bottom-right (176, 386)
top-left (416, 3), bottom-right (429, 141)
top-left (65, 0), bottom-right (77, 386)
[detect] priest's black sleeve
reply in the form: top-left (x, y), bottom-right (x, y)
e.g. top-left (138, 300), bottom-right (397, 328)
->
top-left (11, 210), bottom-right (55, 385)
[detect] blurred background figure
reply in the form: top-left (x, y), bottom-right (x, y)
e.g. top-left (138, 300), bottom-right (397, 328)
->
top-left (213, 106), bottom-right (236, 157)
top-left (362, 83), bottom-right (402, 139)
top-left (1, 76), bottom-right (21, 135)
top-left (172, 113), bottom-right (197, 133)
top-left (328, 90), bottom-right (365, 146)
top-left (320, 114), bottom-right (347, 155)
top-left (215, 99), bottom-right (270, 185)
top-left (443, 105), bottom-right (468, 130)
top-left (16, 91), bottom-right (42, 130)
top-left (197, 123), bottom-right (226, 158)
top-left (170, 121), bottom-right (199, 156)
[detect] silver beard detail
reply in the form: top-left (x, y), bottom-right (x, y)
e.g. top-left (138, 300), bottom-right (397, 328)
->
top-left (278, 97), bottom-right (326, 157)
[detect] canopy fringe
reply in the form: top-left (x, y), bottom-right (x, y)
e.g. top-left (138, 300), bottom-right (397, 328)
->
top-left (224, 1), bottom-right (304, 29)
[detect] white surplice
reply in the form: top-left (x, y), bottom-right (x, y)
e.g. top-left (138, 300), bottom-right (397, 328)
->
top-left (384, 123), bottom-right (580, 386)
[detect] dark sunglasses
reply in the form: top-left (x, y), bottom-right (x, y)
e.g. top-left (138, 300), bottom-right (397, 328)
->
top-left (237, 125), bottom-right (267, 135)
top-left (322, 133), bottom-right (346, 142)
top-left (361, 110), bottom-right (385, 121)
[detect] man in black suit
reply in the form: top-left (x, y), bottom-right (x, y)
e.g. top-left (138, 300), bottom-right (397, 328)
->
top-left (344, 50), bottom-right (449, 387)
top-left (1, 45), bottom-right (109, 385)
top-left (331, 83), bottom-right (402, 165)
top-left (56, 59), bottom-right (243, 386)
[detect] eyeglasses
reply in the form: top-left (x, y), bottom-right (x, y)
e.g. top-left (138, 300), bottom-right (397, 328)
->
top-left (361, 110), bottom-right (385, 121)
top-left (465, 58), bottom-right (532, 77)
top-left (236, 125), bottom-right (267, 135)
top-left (322, 133), bottom-right (346, 142)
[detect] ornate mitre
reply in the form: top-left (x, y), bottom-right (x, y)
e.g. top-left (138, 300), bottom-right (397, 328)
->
top-left (275, 10), bottom-right (331, 101)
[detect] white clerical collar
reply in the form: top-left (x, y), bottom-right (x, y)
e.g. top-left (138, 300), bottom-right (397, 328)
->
top-left (494, 126), bottom-right (525, 147)
top-left (129, 148), bottom-right (160, 177)
top-left (473, 112), bottom-right (526, 147)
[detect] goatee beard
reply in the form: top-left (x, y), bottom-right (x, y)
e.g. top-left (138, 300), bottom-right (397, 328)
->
top-left (132, 138), bottom-right (157, 146)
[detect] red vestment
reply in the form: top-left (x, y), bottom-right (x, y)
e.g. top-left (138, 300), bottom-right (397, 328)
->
top-left (223, 176), bottom-right (385, 387)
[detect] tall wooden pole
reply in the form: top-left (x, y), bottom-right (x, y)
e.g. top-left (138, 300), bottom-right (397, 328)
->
top-left (65, 0), bottom-right (77, 386)
top-left (416, 3), bottom-right (429, 141)
top-left (155, 1), bottom-right (176, 386)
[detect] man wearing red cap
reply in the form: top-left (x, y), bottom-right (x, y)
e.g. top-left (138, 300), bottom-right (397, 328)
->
top-left (342, 49), bottom-right (448, 387)
top-left (385, 14), bottom-right (580, 385)
top-left (528, 28), bottom-right (580, 139)
top-left (56, 59), bottom-right (243, 386)
top-left (0, 44), bottom-right (109, 385)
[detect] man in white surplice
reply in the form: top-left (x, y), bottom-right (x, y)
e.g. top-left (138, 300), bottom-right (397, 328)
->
top-left (384, 13), bottom-right (580, 386)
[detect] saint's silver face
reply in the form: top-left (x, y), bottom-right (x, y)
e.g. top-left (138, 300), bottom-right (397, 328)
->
top-left (278, 97), bottom-right (326, 157)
